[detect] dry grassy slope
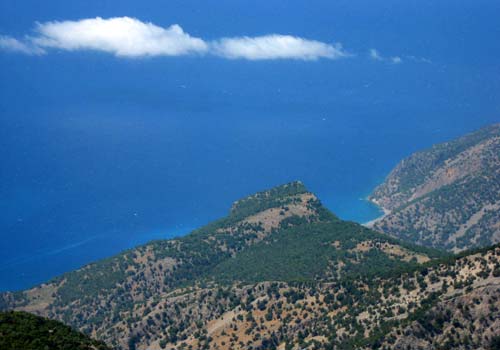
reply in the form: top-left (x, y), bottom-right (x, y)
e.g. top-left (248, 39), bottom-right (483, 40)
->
top-left (369, 123), bottom-right (500, 252)
top-left (0, 182), bottom-right (327, 349)
top-left (377, 249), bottom-right (500, 350)
top-left (0, 181), bottom-right (446, 350)
top-left (131, 246), bottom-right (500, 350)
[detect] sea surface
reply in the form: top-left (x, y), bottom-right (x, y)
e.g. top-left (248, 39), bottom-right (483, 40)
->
top-left (1, 0), bottom-right (500, 291)
top-left (1, 102), bottom-right (496, 292)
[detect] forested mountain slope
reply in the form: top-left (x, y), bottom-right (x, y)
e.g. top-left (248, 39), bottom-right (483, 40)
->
top-left (369, 123), bottom-right (500, 252)
top-left (0, 182), bottom-right (446, 350)
top-left (0, 310), bottom-right (111, 350)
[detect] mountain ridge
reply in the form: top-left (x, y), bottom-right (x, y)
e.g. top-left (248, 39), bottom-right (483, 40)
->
top-left (369, 123), bottom-right (500, 252)
top-left (0, 181), bottom-right (449, 350)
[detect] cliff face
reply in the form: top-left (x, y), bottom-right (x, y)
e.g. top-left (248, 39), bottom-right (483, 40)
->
top-left (369, 123), bottom-right (500, 252)
top-left (1, 181), bottom-right (446, 350)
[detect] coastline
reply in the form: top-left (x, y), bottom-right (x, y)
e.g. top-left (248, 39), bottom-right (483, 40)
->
top-left (362, 198), bottom-right (391, 228)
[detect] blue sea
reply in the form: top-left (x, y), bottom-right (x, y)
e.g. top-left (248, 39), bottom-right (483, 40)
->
top-left (1, 0), bottom-right (500, 291)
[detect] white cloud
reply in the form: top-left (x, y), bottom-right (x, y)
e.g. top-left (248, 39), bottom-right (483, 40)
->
top-left (370, 48), bottom-right (403, 64)
top-left (212, 35), bottom-right (347, 60)
top-left (0, 17), bottom-right (431, 66)
top-left (30, 17), bottom-right (208, 57)
top-left (1, 17), bottom-right (349, 61)
top-left (406, 55), bottom-right (432, 64)
top-left (0, 35), bottom-right (45, 55)
top-left (391, 56), bottom-right (402, 64)
top-left (369, 49), bottom-right (383, 61)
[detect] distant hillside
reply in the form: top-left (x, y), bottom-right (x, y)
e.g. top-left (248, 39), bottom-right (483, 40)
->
top-left (0, 310), bottom-right (111, 350)
top-left (0, 181), bottom-right (447, 350)
top-left (369, 123), bottom-right (500, 252)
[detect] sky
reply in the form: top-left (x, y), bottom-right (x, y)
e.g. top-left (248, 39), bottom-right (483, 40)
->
top-left (1, 0), bottom-right (500, 291)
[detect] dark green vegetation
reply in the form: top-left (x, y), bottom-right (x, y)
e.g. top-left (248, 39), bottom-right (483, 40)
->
top-left (370, 123), bottom-right (500, 251)
top-left (31, 181), bottom-right (441, 310)
top-left (228, 180), bottom-right (309, 219)
top-left (0, 311), bottom-right (111, 350)
top-left (48, 182), bottom-right (328, 308)
top-left (1, 181), bottom-right (499, 350)
top-left (213, 220), bottom-right (443, 283)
